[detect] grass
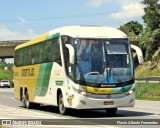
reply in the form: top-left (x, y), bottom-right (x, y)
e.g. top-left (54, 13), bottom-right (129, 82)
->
top-left (135, 83), bottom-right (160, 101)
top-left (0, 69), bottom-right (13, 80)
top-left (0, 62), bottom-right (13, 80)
top-left (135, 60), bottom-right (160, 77)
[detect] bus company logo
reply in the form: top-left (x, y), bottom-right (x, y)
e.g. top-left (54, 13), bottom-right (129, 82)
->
top-left (21, 68), bottom-right (34, 77)
top-left (107, 94), bottom-right (111, 99)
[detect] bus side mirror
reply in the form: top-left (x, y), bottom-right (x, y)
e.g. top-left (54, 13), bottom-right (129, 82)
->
top-left (131, 44), bottom-right (144, 64)
top-left (65, 44), bottom-right (75, 64)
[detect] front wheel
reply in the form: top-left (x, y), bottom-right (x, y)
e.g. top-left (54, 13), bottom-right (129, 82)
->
top-left (58, 93), bottom-right (67, 115)
top-left (106, 108), bottom-right (117, 116)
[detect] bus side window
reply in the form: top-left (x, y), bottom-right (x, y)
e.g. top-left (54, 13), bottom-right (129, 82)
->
top-left (31, 45), bottom-right (36, 64)
top-left (50, 38), bottom-right (62, 65)
top-left (27, 45), bottom-right (32, 65)
top-left (54, 41), bottom-right (62, 65)
top-left (20, 49), bottom-right (23, 66)
top-left (38, 44), bottom-right (43, 63)
top-left (14, 50), bottom-right (19, 66)
top-left (50, 41), bottom-right (55, 61)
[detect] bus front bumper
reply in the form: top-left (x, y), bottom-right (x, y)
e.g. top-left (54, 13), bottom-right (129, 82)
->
top-left (74, 93), bottom-right (135, 109)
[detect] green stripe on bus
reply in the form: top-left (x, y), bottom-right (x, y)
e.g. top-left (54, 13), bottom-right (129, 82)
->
top-left (120, 85), bottom-right (132, 92)
top-left (110, 85), bottom-right (132, 93)
top-left (110, 87), bottom-right (121, 93)
top-left (34, 62), bottom-right (53, 96)
top-left (46, 33), bottom-right (60, 40)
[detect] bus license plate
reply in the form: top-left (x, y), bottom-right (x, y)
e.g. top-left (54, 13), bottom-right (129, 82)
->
top-left (104, 101), bottom-right (114, 105)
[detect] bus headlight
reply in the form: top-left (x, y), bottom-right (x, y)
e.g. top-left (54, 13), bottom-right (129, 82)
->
top-left (72, 86), bottom-right (89, 96)
top-left (127, 88), bottom-right (135, 95)
top-left (78, 90), bottom-right (87, 96)
top-left (128, 89), bottom-right (134, 94)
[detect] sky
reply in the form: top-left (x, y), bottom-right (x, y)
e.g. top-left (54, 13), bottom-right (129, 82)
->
top-left (0, 0), bottom-right (145, 41)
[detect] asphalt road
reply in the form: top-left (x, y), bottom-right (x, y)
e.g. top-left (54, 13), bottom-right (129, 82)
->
top-left (0, 88), bottom-right (160, 128)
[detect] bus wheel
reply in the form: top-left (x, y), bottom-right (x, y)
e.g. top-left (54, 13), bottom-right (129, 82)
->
top-left (22, 94), bottom-right (26, 108)
top-left (106, 108), bottom-right (117, 116)
top-left (23, 91), bottom-right (31, 109)
top-left (58, 93), bottom-right (67, 115)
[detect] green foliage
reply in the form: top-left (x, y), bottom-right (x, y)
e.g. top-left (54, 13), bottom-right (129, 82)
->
top-left (136, 83), bottom-right (160, 101)
top-left (142, 0), bottom-right (160, 31)
top-left (0, 70), bottom-right (13, 80)
top-left (0, 62), bottom-right (6, 69)
top-left (140, 28), bottom-right (160, 60)
top-left (140, 0), bottom-right (160, 60)
top-left (119, 21), bottom-right (143, 36)
top-left (0, 62), bottom-right (13, 80)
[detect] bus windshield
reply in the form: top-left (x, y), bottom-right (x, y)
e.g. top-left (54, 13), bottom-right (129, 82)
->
top-left (73, 39), bottom-right (133, 86)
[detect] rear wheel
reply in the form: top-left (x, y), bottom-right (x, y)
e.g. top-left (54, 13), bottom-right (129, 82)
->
top-left (22, 94), bottom-right (26, 107)
top-left (106, 108), bottom-right (117, 116)
top-left (22, 90), bottom-right (32, 109)
top-left (58, 93), bottom-right (67, 115)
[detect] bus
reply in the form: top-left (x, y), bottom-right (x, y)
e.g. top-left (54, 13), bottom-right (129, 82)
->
top-left (14, 26), bottom-right (143, 115)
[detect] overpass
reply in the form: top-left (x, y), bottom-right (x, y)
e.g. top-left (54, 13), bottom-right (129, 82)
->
top-left (0, 40), bottom-right (29, 59)
top-left (0, 37), bottom-right (140, 59)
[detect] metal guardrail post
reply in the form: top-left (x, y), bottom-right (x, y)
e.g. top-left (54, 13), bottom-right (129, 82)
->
top-left (136, 77), bottom-right (160, 83)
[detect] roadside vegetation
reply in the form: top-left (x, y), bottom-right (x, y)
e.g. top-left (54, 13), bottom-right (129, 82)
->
top-left (136, 83), bottom-right (160, 101)
top-left (0, 61), bottom-right (13, 81)
top-left (135, 60), bottom-right (160, 77)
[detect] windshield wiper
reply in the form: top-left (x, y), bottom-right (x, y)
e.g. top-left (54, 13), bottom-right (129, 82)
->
top-left (106, 61), bottom-right (122, 83)
top-left (111, 68), bottom-right (122, 83)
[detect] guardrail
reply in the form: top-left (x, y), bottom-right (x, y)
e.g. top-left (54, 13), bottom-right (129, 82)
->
top-left (135, 77), bottom-right (160, 83)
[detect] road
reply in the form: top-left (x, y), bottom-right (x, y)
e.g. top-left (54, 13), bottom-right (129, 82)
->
top-left (0, 88), bottom-right (160, 128)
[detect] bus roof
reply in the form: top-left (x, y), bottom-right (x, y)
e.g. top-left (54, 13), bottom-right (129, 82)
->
top-left (15, 26), bottom-right (127, 50)
top-left (51, 26), bottom-right (127, 38)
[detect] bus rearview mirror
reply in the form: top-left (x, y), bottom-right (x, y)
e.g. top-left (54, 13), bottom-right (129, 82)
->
top-left (131, 44), bottom-right (144, 64)
top-left (65, 44), bottom-right (75, 64)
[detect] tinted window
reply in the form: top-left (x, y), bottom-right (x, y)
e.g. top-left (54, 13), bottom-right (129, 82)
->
top-left (14, 38), bottom-right (61, 67)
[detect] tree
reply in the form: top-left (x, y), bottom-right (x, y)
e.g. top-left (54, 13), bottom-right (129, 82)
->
top-left (140, 0), bottom-right (160, 60)
top-left (142, 0), bottom-right (160, 31)
top-left (119, 21), bottom-right (143, 36)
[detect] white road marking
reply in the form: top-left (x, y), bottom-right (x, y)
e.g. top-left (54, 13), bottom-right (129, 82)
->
top-left (0, 104), bottom-right (66, 119)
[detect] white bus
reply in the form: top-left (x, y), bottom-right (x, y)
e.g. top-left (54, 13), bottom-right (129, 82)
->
top-left (14, 26), bottom-right (143, 115)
